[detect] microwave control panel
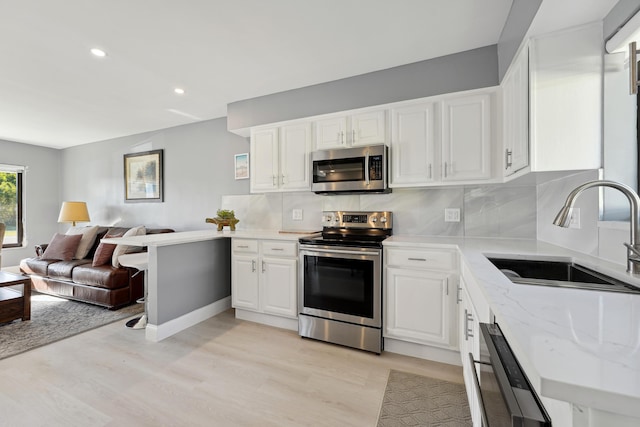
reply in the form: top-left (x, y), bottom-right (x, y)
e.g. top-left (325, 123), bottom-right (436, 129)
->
top-left (369, 155), bottom-right (383, 180)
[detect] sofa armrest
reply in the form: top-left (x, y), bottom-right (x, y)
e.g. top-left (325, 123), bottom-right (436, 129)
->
top-left (35, 243), bottom-right (48, 257)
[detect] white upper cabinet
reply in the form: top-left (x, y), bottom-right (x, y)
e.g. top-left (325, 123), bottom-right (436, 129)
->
top-left (250, 123), bottom-right (311, 193)
top-left (315, 110), bottom-right (386, 150)
top-left (390, 89), bottom-right (495, 187)
top-left (390, 102), bottom-right (437, 186)
top-left (502, 43), bottom-right (530, 177)
top-left (441, 93), bottom-right (492, 181)
top-left (529, 22), bottom-right (602, 172)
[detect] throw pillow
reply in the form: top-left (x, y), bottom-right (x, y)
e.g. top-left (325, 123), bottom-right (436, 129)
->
top-left (65, 225), bottom-right (100, 259)
top-left (92, 228), bottom-right (128, 267)
top-left (41, 233), bottom-right (83, 261)
top-left (111, 225), bottom-right (146, 267)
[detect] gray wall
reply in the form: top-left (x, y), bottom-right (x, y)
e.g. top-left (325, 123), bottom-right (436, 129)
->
top-left (227, 45), bottom-right (499, 132)
top-left (60, 117), bottom-right (249, 232)
top-left (0, 139), bottom-right (61, 267)
top-left (497, 0), bottom-right (543, 80)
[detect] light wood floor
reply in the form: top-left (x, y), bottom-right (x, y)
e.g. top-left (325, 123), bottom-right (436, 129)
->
top-left (0, 310), bottom-right (464, 426)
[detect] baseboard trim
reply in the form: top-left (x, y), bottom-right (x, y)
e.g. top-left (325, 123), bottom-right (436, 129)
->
top-left (235, 309), bottom-right (298, 331)
top-left (146, 296), bottom-right (231, 342)
top-left (384, 338), bottom-right (461, 366)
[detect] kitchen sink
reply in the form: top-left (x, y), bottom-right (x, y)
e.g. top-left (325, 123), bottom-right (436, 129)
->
top-left (487, 257), bottom-right (640, 295)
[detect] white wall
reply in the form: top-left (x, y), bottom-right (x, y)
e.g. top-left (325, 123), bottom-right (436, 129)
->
top-left (60, 118), bottom-right (249, 231)
top-left (0, 139), bottom-right (61, 268)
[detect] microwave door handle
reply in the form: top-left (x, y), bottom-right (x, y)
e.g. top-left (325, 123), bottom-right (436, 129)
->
top-left (364, 152), bottom-right (370, 185)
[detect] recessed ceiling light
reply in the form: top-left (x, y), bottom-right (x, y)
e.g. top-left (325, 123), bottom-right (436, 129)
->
top-left (174, 88), bottom-right (185, 95)
top-left (90, 48), bottom-right (107, 57)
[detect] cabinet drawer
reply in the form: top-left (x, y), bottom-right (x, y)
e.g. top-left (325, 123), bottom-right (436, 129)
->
top-left (261, 240), bottom-right (297, 257)
top-left (386, 248), bottom-right (457, 271)
top-left (232, 239), bottom-right (258, 253)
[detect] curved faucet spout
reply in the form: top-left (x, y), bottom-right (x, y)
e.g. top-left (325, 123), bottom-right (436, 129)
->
top-left (553, 180), bottom-right (640, 274)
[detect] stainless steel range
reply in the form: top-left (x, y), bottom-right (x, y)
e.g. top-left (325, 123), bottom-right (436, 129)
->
top-left (298, 211), bottom-right (392, 354)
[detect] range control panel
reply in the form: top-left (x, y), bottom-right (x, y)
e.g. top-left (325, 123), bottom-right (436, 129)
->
top-left (322, 211), bottom-right (392, 229)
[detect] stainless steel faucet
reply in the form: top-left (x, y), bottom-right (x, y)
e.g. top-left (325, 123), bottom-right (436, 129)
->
top-left (553, 180), bottom-right (640, 274)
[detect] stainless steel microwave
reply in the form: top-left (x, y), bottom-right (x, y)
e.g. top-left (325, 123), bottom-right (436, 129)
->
top-left (311, 145), bottom-right (390, 194)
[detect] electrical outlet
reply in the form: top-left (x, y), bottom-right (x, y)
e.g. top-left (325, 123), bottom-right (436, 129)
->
top-left (292, 209), bottom-right (303, 221)
top-left (444, 208), bottom-right (461, 222)
top-left (569, 208), bottom-right (580, 229)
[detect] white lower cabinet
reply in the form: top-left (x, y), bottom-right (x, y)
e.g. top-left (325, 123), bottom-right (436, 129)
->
top-left (458, 277), bottom-right (481, 426)
top-left (384, 246), bottom-right (458, 351)
top-left (231, 238), bottom-right (298, 322)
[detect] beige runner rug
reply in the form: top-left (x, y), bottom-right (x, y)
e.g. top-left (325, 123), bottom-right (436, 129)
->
top-left (377, 370), bottom-right (472, 427)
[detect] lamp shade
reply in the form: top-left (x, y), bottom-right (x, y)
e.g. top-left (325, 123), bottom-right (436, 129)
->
top-left (58, 201), bottom-right (90, 226)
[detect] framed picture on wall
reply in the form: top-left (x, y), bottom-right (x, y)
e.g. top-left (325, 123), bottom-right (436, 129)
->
top-left (124, 149), bottom-right (164, 202)
top-left (235, 153), bottom-right (249, 180)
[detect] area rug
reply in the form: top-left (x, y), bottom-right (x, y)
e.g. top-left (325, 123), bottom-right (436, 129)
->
top-left (377, 370), bottom-right (472, 427)
top-left (0, 292), bottom-right (143, 360)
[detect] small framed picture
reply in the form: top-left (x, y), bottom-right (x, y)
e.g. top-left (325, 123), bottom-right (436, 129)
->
top-left (124, 149), bottom-right (164, 202)
top-left (235, 153), bottom-right (249, 180)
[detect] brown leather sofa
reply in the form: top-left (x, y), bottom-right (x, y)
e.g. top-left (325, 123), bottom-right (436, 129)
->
top-left (20, 226), bottom-right (174, 309)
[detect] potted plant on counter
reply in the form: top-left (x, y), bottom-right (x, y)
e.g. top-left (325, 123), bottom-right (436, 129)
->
top-left (206, 209), bottom-right (240, 231)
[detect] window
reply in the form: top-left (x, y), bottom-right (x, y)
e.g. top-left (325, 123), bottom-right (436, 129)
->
top-left (0, 168), bottom-right (24, 248)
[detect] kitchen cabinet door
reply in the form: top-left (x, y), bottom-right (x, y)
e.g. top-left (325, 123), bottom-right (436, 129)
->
top-left (232, 254), bottom-right (259, 311)
top-left (390, 102), bottom-right (437, 186)
top-left (503, 44), bottom-right (529, 177)
top-left (385, 267), bottom-right (454, 347)
top-left (441, 93), bottom-right (492, 181)
top-left (458, 280), bottom-right (481, 426)
top-left (350, 110), bottom-right (386, 146)
top-left (261, 257), bottom-right (297, 318)
top-left (250, 128), bottom-right (279, 192)
top-left (279, 123), bottom-right (311, 190)
top-left (315, 116), bottom-right (348, 149)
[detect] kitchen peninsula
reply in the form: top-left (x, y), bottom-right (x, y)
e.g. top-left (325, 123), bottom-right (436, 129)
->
top-left (102, 229), bottom-right (312, 342)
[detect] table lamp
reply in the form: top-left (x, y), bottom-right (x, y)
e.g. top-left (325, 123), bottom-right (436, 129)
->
top-left (58, 201), bottom-right (90, 226)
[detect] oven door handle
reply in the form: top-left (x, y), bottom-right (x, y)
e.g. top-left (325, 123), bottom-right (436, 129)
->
top-left (300, 248), bottom-right (380, 257)
top-left (469, 353), bottom-right (490, 427)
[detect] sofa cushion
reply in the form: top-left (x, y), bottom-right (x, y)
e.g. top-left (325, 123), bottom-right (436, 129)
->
top-left (47, 259), bottom-right (92, 280)
top-left (65, 225), bottom-right (100, 259)
top-left (20, 257), bottom-right (58, 276)
top-left (72, 264), bottom-right (131, 290)
top-left (92, 228), bottom-right (128, 266)
top-left (42, 233), bottom-right (83, 261)
top-left (112, 225), bottom-right (146, 267)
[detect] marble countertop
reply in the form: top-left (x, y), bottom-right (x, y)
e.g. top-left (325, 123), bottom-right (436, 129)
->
top-left (385, 235), bottom-right (640, 418)
top-left (102, 229), bottom-right (320, 247)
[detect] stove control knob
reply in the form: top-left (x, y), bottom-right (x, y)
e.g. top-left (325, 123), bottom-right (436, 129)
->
top-left (371, 217), bottom-right (378, 223)
top-left (380, 217), bottom-right (387, 223)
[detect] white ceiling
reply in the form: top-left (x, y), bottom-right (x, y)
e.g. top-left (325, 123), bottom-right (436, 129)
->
top-left (0, 0), bottom-right (618, 149)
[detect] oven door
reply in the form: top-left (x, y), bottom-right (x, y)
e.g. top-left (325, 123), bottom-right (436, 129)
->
top-left (298, 244), bottom-right (381, 328)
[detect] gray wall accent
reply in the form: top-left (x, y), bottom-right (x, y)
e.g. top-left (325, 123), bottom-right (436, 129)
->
top-left (154, 238), bottom-right (231, 325)
top-left (227, 45), bottom-right (499, 132)
top-left (60, 118), bottom-right (249, 232)
top-left (0, 139), bottom-right (61, 267)
top-left (604, 0), bottom-right (640, 40)
top-left (497, 0), bottom-right (543, 80)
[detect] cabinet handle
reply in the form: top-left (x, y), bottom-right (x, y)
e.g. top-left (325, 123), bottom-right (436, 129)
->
top-left (446, 282), bottom-right (449, 295)
top-left (262, 260), bottom-right (266, 273)
top-left (465, 310), bottom-right (474, 340)
top-left (270, 248), bottom-right (284, 251)
top-left (251, 260), bottom-right (256, 272)
top-left (456, 286), bottom-right (462, 303)
top-left (407, 257), bottom-right (427, 261)
top-left (281, 174), bottom-right (285, 185)
top-left (339, 131), bottom-right (345, 144)
top-left (428, 164), bottom-right (432, 179)
top-left (272, 175), bottom-right (277, 186)
top-left (443, 162), bottom-right (448, 178)
top-left (352, 129), bottom-right (356, 144)
top-left (237, 245), bottom-right (249, 249)
top-left (505, 149), bottom-right (513, 169)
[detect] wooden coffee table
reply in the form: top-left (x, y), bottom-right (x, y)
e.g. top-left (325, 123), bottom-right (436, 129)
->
top-left (0, 271), bottom-right (31, 323)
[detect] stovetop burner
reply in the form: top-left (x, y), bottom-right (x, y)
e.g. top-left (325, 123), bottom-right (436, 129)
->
top-left (299, 211), bottom-right (393, 248)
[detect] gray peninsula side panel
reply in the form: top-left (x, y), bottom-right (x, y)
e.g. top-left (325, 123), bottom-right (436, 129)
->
top-left (154, 238), bottom-right (231, 325)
